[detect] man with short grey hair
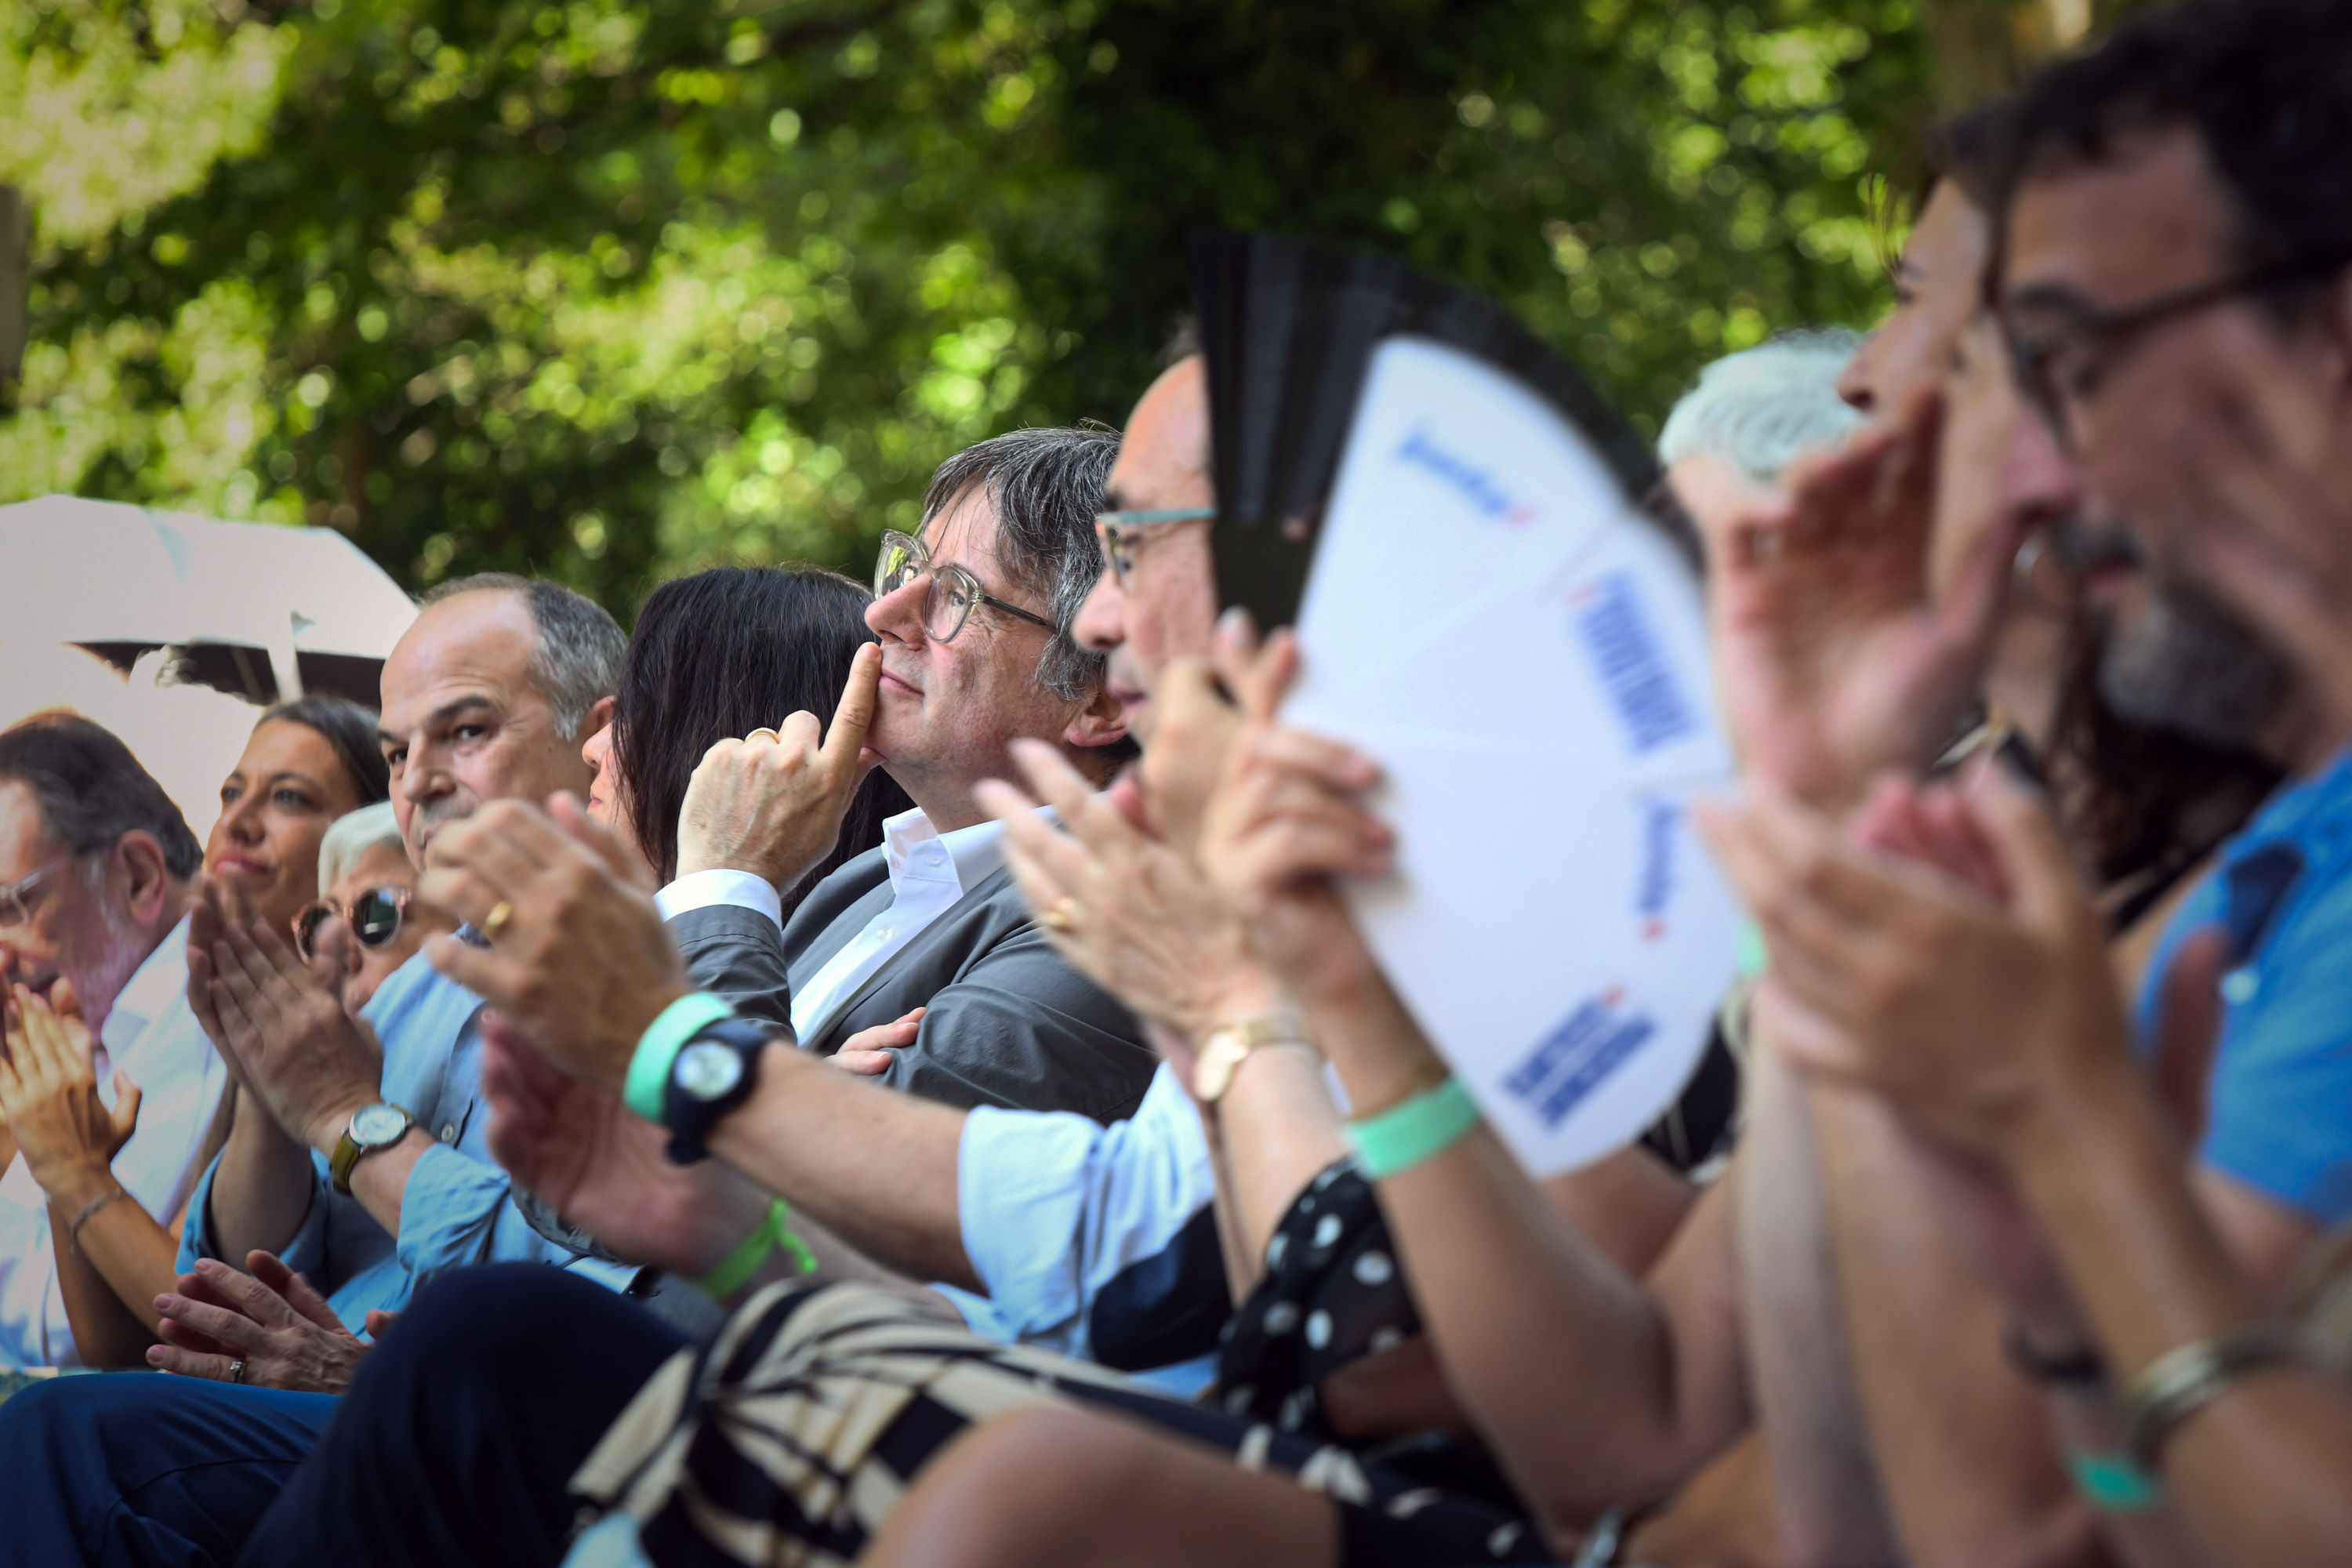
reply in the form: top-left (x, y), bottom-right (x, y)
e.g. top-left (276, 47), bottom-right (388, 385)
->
top-left (656, 423), bottom-right (1156, 1120)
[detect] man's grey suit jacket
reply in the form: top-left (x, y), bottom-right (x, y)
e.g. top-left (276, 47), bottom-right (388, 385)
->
top-left (669, 842), bottom-right (1156, 1123)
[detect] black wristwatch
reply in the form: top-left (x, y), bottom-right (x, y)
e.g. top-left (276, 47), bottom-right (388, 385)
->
top-left (661, 1016), bottom-right (774, 1165)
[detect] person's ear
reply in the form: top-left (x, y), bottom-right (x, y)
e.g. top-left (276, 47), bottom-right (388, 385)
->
top-left (581, 695), bottom-right (617, 744)
top-left (113, 833), bottom-right (174, 929)
top-left (1060, 683), bottom-right (1129, 753)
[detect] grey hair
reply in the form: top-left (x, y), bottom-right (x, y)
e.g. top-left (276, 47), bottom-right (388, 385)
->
top-left (420, 574), bottom-right (626, 740)
top-left (1657, 329), bottom-right (1868, 484)
top-left (920, 425), bottom-right (1120, 702)
top-left (317, 800), bottom-right (408, 894)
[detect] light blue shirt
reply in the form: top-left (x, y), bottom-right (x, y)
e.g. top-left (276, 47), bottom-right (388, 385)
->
top-left (949, 1063), bottom-right (1222, 1396)
top-left (180, 946), bottom-right (635, 1330)
top-left (2140, 747), bottom-right (2352, 1221)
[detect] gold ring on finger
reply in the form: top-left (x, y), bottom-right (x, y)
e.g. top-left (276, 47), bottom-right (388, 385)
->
top-left (745, 727), bottom-right (783, 745)
top-left (481, 901), bottom-right (515, 943)
top-left (1040, 897), bottom-right (1080, 935)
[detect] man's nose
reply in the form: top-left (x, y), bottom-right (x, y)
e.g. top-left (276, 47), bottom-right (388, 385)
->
top-left (866, 575), bottom-right (928, 644)
top-left (1071, 567), bottom-right (1125, 655)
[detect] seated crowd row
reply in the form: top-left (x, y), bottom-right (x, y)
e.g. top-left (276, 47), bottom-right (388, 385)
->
top-left (2, 2), bottom-right (2350, 1563)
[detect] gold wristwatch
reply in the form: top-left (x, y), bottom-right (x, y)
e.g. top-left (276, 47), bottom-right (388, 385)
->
top-left (1192, 1015), bottom-right (1312, 1105)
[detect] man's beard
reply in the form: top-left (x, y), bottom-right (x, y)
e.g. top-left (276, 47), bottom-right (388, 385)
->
top-left (64, 887), bottom-right (154, 1027)
top-left (2096, 581), bottom-right (2292, 750)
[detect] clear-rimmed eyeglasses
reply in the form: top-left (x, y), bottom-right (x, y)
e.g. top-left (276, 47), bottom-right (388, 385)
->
top-left (292, 885), bottom-right (412, 963)
top-left (0, 858), bottom-right (71, 933)
top-left (874, 528), bottom-right (1058, 644)
top-left (1094, 506), bottom-right (1215, 587)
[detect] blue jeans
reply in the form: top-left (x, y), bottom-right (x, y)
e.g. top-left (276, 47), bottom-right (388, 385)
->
top-left (0, 1373), bottom-right (336, 1567)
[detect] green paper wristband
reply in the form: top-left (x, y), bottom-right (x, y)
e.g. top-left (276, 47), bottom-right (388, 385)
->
top-left (696, 1199), bottom-right (818, 1299)
top-left (1348, 1076), bottom-right (1483, 1180)
top-left (2068, 1450), bottom-right (2164, 1512)
top-left (622, 992), bottom-right (735, 1123)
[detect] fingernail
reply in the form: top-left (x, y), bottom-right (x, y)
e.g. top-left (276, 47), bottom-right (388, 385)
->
top-left (146, 1347), bottom-right (165, 1365)
top-left (155, 1294), bottom-right (174, 1312)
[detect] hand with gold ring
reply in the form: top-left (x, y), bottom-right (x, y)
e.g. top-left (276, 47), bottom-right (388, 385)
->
top-left (972, 738), bottom-right (1285, 1051)
top-left (673, 644), bottom-right (884, 891)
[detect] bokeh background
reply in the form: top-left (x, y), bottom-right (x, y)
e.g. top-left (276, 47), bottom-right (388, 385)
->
top-left (0, 0), bottom-right (2150, 619)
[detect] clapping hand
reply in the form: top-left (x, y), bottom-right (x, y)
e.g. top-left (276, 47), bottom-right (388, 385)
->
top-left (1691, 390), bottom-right (2019, 811)
top-left (675, 642), bottom-right (882, 890)
top-left (0, 978), bottom-right (140, 1196)
top-left (419, 796), bottom-right (693, 1090)
top-left (186, 877), bottom-right (384, 1152)
top-left (149, 1251), bottom-right (379, 1394)
top-left (976, 736), bottom-right (1285, 1050)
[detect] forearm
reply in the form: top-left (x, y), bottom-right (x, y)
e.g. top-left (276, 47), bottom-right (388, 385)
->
top-left (1207, 1043), bottom-right (1348, 1285)
top-left (1310, 980), bottom-right (1740, 1532)
top-left (1814, 1091), bottom-right (2092, 1568)
top-left (44, 1167), bottom-right (176, 1362)
top-left (209, 1109), bottom-right (321, 1263)
top-left (708, 1042), bottom-right (977, 1290)
top-left (1734, 1060), bottom-right (1902, 1568)
top-left (339, 1127), bottom-right (434, 1240)
top-left (2009, 1072), bottom-right (2352, 1568)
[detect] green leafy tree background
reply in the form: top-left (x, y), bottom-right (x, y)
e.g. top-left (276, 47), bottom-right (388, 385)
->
top-left (0, 0), bottom-right (2111, 617)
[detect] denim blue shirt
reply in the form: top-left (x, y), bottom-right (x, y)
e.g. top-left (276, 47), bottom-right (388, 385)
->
top-left (2140, 747), bottom-right (2352, 1222)
top-left (180, 947), bottom-right (635, 1330)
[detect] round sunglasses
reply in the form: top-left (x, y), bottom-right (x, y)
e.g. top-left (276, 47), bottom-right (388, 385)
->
top-left (292, 885), bottom-right (412, 963)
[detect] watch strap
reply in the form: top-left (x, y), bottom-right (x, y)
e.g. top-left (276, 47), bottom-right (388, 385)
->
top-left (329, 1102), bottom-right (416, 1196)
top-left (624, 993), bottom-right (735, 1122)
top-left (1192, 1014), bottom-right (1312, 1103)
top-left (661, 1016), bottom-right (771, 1165)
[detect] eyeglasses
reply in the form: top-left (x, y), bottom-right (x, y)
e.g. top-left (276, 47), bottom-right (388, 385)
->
top-left (1094, 507), bottom-right (1216, 588)
top-left (292, 886), bottom-right (412, 963)
top-left (2003, 250), bottom-right (2352, 447)
top-left (873, 528), bottom-right (1058, 644)
top-left (0, 858), bottom-right (71, 933)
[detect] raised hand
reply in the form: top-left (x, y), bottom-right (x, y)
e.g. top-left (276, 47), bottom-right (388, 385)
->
top-left (975, 736), bottom-right (1286, 1050)
top-left (1692, 390), bottom-right (2018, 810)
top-left (1697, 764), bottom-right (2132, 1161)
top-left (419, 796), bottom-right (694, 1090)
top-left (1134, 610), bottom-right (1301, 861)
top-left (831, 1008), bottom-right (926, 1076)
top-left (0, 978), bottom-right (140, 1194)
top-left (149, 1252), bottom-right (371, 1393)
top-left (194, 878), bottom-right (385, 1152)
top-left (478, 1012), bottom-right (765, 1275)
top-left (675, 642), bottom-right (882, 889)
top-left (1193, 635), bottom-right (1392, 1012)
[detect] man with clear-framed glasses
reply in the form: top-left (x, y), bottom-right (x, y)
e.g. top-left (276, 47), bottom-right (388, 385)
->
top-left (647, 423), bottom-right (1159, 1122)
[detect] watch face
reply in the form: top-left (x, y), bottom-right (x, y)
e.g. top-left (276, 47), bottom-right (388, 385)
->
top-left (676, 1040), bottom-right (746, 1102)
top-left (350, 1103), bottom-right (410, 1145)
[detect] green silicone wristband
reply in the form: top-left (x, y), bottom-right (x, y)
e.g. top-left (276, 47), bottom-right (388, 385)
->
top-left (1735, 920), bottom-right (1770, 981)
top-left (696, 1199), bottom-right (817, 1299)
top-left (1348, 1076), bottom-right (1483, 1179)
top-left (2067, 1450), bottom-right (2164, 1512)
top-left (622, 992), bottom-right (735, 1123)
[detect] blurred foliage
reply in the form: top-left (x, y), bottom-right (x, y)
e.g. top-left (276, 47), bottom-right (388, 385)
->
top-left (0, 0), bottom-right (1953, 615)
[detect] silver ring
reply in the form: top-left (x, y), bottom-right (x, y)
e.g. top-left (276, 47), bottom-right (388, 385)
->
top-left (228, 1357), bottom-right (248, 1385)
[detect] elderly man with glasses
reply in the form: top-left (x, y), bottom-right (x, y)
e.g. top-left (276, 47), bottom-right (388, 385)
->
top-left (649, 423), bottom-right (1157, 1122)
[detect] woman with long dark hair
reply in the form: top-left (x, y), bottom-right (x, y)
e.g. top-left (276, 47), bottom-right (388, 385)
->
top-left (579, 564), bottom-right (911, 904)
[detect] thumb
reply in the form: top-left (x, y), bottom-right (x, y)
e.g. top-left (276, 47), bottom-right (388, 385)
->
top-left (363, 1308), bottom-right (400, 1341)
top-left (821, 644), bottom-right (881, 776)
top-left (1961, 758), bottom-right (2081, 924)
top-left (111, 1071), bottom-right (143, 1142)
top-left (2150, 925), bottom-right (2230, 1145)
top-left (50, 975), bottom-right (83, 1024)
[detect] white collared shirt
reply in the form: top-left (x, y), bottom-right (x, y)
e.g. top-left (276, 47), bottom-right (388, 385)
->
top-left (655, 806), bottom-right (1011, 1047)
top-left (0, 913), bottom-right (229, 1365)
